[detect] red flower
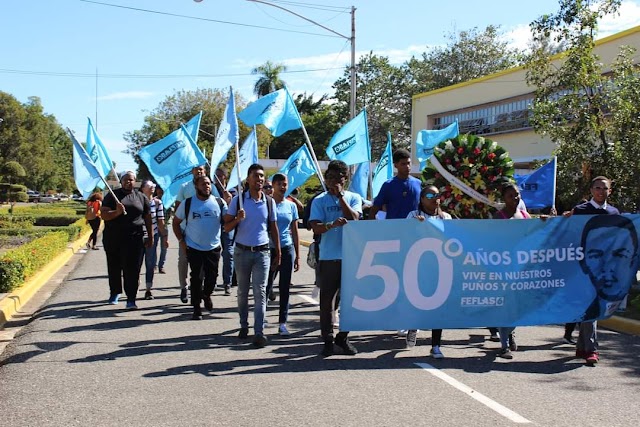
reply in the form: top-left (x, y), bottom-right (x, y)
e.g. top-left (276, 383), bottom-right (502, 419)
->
top-left (468, 157), bottom-right (475, 164)
top-left (463, 170), bottom-right (470, 178)
top-left (455, 194), bottom-right (463, 201)
top-left (457, 147), bottom-right (464, 154)
top-left (473, 148), bottom-right (481, 155)
top-left (487, 153), bottom-right (496, 160)
top-left (448, 203), bottom-right (456, 209)
top-left (480, 165), bottom-right (488, 173)
top-left (445, 158), bottom-right (451, 164)
top-left (455, 162), bottom-right (461, 168)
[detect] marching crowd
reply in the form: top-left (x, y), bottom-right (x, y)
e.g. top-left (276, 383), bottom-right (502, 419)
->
top-left (89, 149), bottom-right (632, 364)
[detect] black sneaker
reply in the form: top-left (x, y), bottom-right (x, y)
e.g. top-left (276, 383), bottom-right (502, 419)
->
top-left (180, 288), bottom-right (188, 304)
top-left (192, 310), bottom-right (203, 320)
top-left (498, 348), bottom-right (513, 359)
top-left (563, 336), bottom-right (576, 345)
top-left (238, 327), bottom-right (249, 339)
top-left (509, 333), bottom-right (517, 351)
top-left (268, 290), bottom-right (276, 301)
top-left (203, 295), bottom-right (213, 311)
top-left (224, 285), bottom-right (231, 296)
top-left (321, 342), bottom-right (334, 357)
top-left (144, 290), bottom-right (153, 300)
top-left (253, 334), bottom-right (268, 348)
top-left (335, 338), bottom-right (358, 355)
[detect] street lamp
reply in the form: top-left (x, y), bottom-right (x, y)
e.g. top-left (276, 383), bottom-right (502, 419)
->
top-left (195, 0), bottom-right (357, 119)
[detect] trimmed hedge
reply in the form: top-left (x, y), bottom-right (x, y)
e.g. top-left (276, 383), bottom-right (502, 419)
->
top-left (0, 215), bottom-right (35, 230)
top-left (0, 231), bottom-right (69, 293)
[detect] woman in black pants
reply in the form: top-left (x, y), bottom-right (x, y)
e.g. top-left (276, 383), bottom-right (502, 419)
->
top-left (85, 192), bottom-right (103, 250)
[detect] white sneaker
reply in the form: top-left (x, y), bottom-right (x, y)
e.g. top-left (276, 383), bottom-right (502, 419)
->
top-left (311, 286), bottom-right (320, 302)
top-left (431, 346), bottom-right (444, 359)
top-left (397, 330), bottom-right (408, 337)
top-left (278, 323), bottom-right (290, 336)
top-left (406, 329), bottom-right (418, 348)
top-left (332, 310), bottom-right (340, 327)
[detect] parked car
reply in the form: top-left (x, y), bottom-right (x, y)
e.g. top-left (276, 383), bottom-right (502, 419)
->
top-left (27, 190), bottom-right (40, 203)
top-left (40, 195), bottom-right (56, 203)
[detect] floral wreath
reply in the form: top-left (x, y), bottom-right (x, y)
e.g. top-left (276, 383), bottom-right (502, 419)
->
top-left (421, 134), bottom-right (514, 219)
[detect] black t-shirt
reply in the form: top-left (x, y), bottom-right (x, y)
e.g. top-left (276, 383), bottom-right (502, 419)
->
top-left (103, 188), bottom-right (149, 237)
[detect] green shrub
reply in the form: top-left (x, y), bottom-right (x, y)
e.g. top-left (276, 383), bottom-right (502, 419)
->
top-left (34, 216), bottom-right (79, 227)
top-left (0, 231), bottom-right (69, 292)
top-left (0, 215), bottom-right (35, 230)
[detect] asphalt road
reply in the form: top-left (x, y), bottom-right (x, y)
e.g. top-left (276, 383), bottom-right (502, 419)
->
top-left (0, 230), bottom-right (639, 426)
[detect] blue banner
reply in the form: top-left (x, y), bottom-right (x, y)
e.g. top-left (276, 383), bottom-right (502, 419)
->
top-left (372, 132), bottom-right (393, 199)
top-left (183, 111), bottom-right (202, 145)
top-left (326, 109), bottom-right (370, 166)
top-left (340, 215), bottom-right (640, 331)
top-left (227, 129), bottom-right (258, 190)
top-left (238, 87), bottom-right (303, 137)
top-left (70, 129), bottom-right (103, 199)
top-left (515, 157), bottom-right (556, 209)
top-left (210, 89), bottom-right (238, 173)
top-left (86, 118), bottom-right (113, 188)
top-left (275, 144), bottom-right (317, 197)
top-left (138, 122), bottom-right (207, 208)
top-left (349, 162), bottom-right (369, 200)
top-left (415, 122), bottom-right (459, 170)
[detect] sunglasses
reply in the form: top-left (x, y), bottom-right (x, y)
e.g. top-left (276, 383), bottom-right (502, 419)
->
top-left (423, 193), bottom-right (440, 200)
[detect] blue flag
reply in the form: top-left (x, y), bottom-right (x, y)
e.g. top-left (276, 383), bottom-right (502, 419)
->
top-left (325, 109), bottom-right (371, 166)
top-left (86, 118), bottom-right (113, 188)
top-left (515, 157), bottom-right (557, 209)
top-left (227, 129), bottom-right (258, 190)
top-left (238, 88), bottom-right (303, 137)
top-left (275, 144), bottom-right (318, 197)
top-left (70, 129), bottom-right (103, 200)
top-left (183, 111), bottom-right (202, 144)
top-left (372, 132), bottom-right (393, 199)
top-left (416, 121), bottom-right (459, 169)
top-left (210, 88), bottom-right (239, 173)
top-left (138, 122), bottom-right (207, 208)
top-left (349, 162), bottom-right (369, 200)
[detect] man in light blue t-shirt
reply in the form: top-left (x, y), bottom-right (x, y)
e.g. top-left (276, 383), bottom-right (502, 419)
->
top-left (310, 160), bottom-right (362, 357)
top-left (173, 176), bottom-right (226, 320)
top-left (224, 163), bottom-right (280, 348)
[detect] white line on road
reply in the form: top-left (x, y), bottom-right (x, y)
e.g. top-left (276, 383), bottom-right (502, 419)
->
top-left (415, 362), bottom-right (532, 424)
top-left (299, 295), bottom-right (319, 305)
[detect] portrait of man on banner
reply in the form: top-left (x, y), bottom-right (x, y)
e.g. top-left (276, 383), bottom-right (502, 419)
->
top-left (578, 214), bottom-right (639, 321)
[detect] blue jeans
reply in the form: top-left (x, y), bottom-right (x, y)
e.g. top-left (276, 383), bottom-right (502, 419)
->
top-left (144, 232), bottom-right (159, 289)
top-left (235, 245), bottom-right (270, 336)
top-left (266, 245), bottom-right (295, 324)
top-left (221, 230), bottom-right (234, 285)
top-left (158, 234), bottom-right (167, 270)
top-left (499, 327), bottom-right (515, 349)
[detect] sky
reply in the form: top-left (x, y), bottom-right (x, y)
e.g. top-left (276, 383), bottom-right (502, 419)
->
top-left (3, 0), bottom-right (640, 173)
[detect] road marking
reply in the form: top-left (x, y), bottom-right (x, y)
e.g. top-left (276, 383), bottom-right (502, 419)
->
top-left (415, 362), bottom-right (531, 424)
top-left (299, 295), bottom-right (319, 305)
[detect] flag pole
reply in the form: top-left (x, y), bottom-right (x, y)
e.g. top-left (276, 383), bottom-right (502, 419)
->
top-left (233, 128), bottom-right (248, 210)
top-left (299, 121), bottom-right (326, 192)
top-left (552, 156), bottom-right (557, 214)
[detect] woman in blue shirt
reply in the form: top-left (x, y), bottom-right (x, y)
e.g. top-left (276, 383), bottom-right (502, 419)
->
top-left (266, 173), bottom-right (300, 336)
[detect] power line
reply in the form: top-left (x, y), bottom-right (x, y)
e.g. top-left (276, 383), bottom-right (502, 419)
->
top-left (269, 0), bottom-right (350, 13)
top-left (0, 67), bottom-right (345, 79)
top-left (78, 0), bottom-right (341, 38)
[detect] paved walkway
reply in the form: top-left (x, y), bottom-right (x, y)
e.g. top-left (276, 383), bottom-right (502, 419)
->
top-left (1, 228), bottom-right (640, 426)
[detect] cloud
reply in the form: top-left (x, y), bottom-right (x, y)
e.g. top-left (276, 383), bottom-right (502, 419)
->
top-left (96, 91), bottom-right (155, 101)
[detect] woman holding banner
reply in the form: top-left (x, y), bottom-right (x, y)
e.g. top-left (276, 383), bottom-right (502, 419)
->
top-left (494, 183), bottom-right (530, 359)
top-left (405, 185), bottom-right (452, 358)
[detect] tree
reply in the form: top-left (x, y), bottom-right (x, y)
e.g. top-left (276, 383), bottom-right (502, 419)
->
top-left (406, 25), bottom-right (520, 94)
top-left (333, 53), bottom-right (412, 158)
top-left (1, 160), bottom-right (27, 214)
top-left (251, 61), bottom-right (288, 97)
top-left (124, 88), bottom-right (255, 180)
top-left (524, 0), bottom-right (640, 210)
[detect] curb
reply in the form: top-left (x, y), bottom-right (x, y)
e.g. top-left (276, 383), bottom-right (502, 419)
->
top-left (0, 230), bottom-right (92, 329)
top-left (600, 315), bottom-right (640, 336)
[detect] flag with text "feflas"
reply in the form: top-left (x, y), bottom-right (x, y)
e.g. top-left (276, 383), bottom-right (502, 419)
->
top-left (237, 87), bottom-right (303, 137)
top-left (325, 109), bottom-right (370, 166)
top-left (275, 144), bottom-right (318, 197)
top-left (514, 157), bottom-right (557, 210)
top-left (71, 129), bottom-right (104, 200)
top-left (86, 118), bottom-right (114, 189)
top-left (227, 128), bottom-right (258, 191)
top-left (138, 112), bottom-right (207, 208)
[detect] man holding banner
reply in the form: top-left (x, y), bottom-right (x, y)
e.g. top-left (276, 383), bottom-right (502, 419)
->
top-left (310, 160), bottom-right (362, 357)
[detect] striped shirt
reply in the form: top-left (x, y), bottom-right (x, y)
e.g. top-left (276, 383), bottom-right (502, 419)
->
top-left (144, 197), bottom-right (165, 238)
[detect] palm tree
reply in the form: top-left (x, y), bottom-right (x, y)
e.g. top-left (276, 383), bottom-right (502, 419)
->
top-left (251, 61), bottom-right (288, 97)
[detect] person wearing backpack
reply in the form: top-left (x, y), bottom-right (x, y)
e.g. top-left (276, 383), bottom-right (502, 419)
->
top-left (85, 192), bottom-right (103, 250)
top-left (223, 163), bottom-right (280, 348)
top-left (172, 175), bottom-right (226, 320)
